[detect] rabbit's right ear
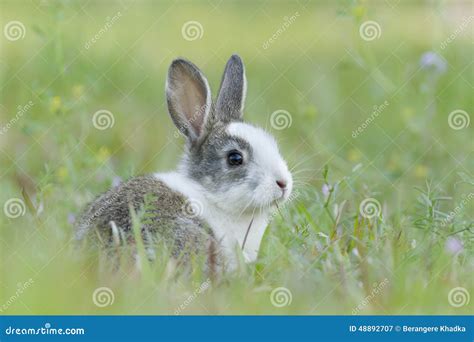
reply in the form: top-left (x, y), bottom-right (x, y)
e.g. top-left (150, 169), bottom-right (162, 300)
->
top-left (215, 55), bottom-right (246, 123)
top-left (166, 59), bottom-right (211, 143)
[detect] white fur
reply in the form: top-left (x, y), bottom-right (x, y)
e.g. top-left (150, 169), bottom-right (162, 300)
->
top-left (201, 72), bottom-right (212, 123)
top-left (154, 123), bottom-right (292, 268)
top-left (240, 69), bottom-right (247, 113)
top-left (227, 122), bottom-right (293, 204)
top-left (155, 171), bottom-right (268, 267)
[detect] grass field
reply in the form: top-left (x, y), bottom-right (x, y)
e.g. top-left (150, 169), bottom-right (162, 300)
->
top-left (0, 0), bottom-right (472, 315)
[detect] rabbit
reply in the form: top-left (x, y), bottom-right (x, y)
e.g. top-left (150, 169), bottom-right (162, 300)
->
top-left (75, 55), bottom-right (293, 272)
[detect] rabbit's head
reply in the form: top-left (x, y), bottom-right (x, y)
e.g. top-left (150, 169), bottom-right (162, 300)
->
top-left (166, 55), bottom-right (292, 216)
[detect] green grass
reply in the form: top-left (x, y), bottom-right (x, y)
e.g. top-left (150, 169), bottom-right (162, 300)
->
top-left (0, 0), bottom-right (472, 315)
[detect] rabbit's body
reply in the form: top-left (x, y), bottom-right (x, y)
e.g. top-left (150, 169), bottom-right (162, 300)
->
top-left (76, 55), bottom-right (292, 272)
top-left (75, 175), bottom-right (220, 267)
top-left (155, 170), bottom-right (269, 264)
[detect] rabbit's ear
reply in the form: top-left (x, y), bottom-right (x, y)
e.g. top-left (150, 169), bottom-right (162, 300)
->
top-left (166, 58), bottom-right (211, 143)
top-left (215, 54), bottom-right (246, 122)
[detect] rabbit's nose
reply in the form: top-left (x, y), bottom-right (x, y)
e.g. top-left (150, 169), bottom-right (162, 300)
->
top-left (276, 180), bottom-right (287, 190)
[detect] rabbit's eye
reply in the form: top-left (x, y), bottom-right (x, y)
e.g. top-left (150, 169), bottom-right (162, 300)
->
top-left (227, 150), bottom-right (243, 166)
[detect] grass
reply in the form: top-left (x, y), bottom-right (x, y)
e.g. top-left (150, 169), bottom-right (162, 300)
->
top-left (0, 0), bottom-right (472, 315)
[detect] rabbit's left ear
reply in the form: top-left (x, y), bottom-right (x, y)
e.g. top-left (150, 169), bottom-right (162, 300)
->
top-left (215, 54), bottom-right (246, 122)
top-left (166, 58), bottom-right (212, 143)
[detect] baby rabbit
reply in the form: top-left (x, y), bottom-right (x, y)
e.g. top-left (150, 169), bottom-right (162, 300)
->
top-left (75, 55), bottom-right (293, 271)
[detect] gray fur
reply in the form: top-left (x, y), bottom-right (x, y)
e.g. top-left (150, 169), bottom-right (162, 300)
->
top-left (76, 176), bottom-right (222, 270)
top-left (214, 54), bottom-right (245, 123)
top-left (181, 121), bottom-right (253, 194)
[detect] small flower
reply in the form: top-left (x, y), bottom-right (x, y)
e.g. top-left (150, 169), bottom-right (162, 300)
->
top-left (56, 166), bottom-right (68, 181)
top-left (414, 165), bottom-right (428, 179)
top-left (68, 213), bottom-right (76, 225)
top-left (50, 96), bottom-right (62, 113)
top-left (72, 84), bottom-right (84, 99)
top-left (112, 176), bottom-right (122, 188)
top-left (96, 146), bottom-right (111, 163)
top-left (322, 184), bottom-right (330, 200)
top-left (352, 247), bottom-right (360, 258)
top-left (351, 6), bottom-right (366, 20)
top-left (347, 148), bottom-right (361, 162)
top-left (419, 51), bottom-right (447, 75)
top-left (445, 237), bottom-right (463, 255)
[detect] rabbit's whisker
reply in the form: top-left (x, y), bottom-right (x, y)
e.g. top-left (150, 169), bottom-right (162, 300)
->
top-left (289, 150), bottom-right (321, 172)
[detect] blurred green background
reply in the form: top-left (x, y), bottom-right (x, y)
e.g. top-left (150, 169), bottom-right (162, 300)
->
top-left (0, 0), bottom-right (472, 315)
